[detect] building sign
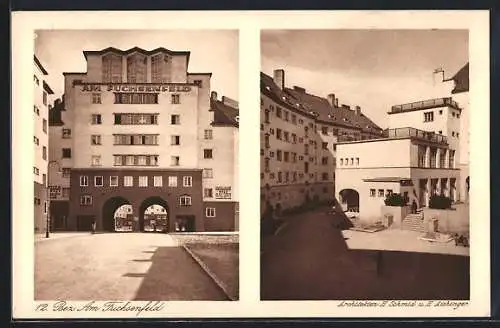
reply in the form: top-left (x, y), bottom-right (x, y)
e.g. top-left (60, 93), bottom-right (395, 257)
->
top-left (215, 186), bottom-right (232, 199)
top-left (81, 84), bottom-right (192, 93)
top-left (49, 185), bottom-right (61, 199)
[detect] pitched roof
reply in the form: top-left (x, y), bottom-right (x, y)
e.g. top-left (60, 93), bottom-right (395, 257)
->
top-left (34, 55), bottom-right (48, 75)
top-left (450, 62), bottom-right (469, 94)
top-left (260, 72), bottom-right (382, 133)
top-left (210, 97), bottom-right (239, 127)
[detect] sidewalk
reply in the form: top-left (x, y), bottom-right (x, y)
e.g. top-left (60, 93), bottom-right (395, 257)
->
top-left (35, 232), bottom-right (93, 242)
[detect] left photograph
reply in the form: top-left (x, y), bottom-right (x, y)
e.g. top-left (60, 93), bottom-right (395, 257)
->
top-left (33, 29), bottom-right (239, 301)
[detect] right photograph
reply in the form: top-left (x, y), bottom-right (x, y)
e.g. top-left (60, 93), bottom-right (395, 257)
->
top-left (260, 29), bottom-right (470, 300)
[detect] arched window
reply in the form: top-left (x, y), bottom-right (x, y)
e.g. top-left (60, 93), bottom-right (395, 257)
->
top-left (127, 53), bottom-right (147, 83)
top-left (102, 53), bottom-right (123, 83)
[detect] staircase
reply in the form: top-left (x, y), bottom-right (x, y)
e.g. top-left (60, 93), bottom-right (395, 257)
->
top-left (401, 212), bottom-right (425, 232)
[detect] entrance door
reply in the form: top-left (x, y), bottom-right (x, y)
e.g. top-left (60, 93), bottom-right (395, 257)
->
top-left (175, 215), bottom-right (195, 232)
top-left (77, 215), bottom-right (95, 231)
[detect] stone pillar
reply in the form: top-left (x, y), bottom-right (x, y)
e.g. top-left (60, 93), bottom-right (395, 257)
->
top-left (445, 178), bottom-right (451, 198)
top-left (444, 149), bottom-right (450, 169)
top-left (425, 146), bottom-right (431, 168)
top-left (425, 179), bottom-right (431, 207)
top-left (436, 148), bottom-right (441, 168)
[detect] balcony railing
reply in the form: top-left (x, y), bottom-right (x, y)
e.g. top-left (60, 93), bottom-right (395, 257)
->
top-left (390, 97), bottom-right (460, 113)
top-left (382, 127), bottom-right (448, 144)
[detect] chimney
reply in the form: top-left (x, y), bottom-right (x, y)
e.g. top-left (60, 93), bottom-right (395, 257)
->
top-left (341, 104), bottom-right (350, 110)
top-left (327, 93), bottom-right (336, 107)
top-left (355, 105), bottom-right (361, 116)
top-left (293, 86), bottom-right (306, 93)
top-left (211, 91), bottom-right (218, 100)
top-left (335, 98), bottom-right (339, 107)
top-left (273, 69), bottom-right (285, 90)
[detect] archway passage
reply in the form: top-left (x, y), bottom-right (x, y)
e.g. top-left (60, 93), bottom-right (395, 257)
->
top-left (339, 189), bottom-right (360, 212)
top-left (102, 197), bottom-right (133, 232)
top-left (139, 196), bottom-right (169, 233)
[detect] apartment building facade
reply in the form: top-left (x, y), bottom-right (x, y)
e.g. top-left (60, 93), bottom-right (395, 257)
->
top-left (260, 69), bottom-right (383, 215)
top-left (34, 55), bottom-right (55, 233)
top-left (335, 97), bottom-right (462, 222)
top-left (48, 47), bottom-right (239, 232)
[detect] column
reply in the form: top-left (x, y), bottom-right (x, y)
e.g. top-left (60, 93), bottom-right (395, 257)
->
top-left (444, 149), bottom-right (450, 169)
top-left (425, 179), bottom-right (431, 207)
top-left (425, 146), bottom-right (431, 168)
top-left (436, 148), bottom-right (441, 168)
top-left (445, 178), bottom-right (451, 198)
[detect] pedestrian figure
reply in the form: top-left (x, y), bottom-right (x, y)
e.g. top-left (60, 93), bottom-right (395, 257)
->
top-left (411, 200), bottom-right (418, 214)
top-left (91, 220), bottom-right (96, 234)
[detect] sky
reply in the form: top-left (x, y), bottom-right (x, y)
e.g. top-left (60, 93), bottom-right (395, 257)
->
top-left (261, 30), bottom-right (468, 128)
top-left (34, 29), bottom-right (239, 101)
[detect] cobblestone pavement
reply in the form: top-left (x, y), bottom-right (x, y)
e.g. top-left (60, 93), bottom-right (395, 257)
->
top-left (261, 207), bottom-right (469, 300)
top-left (35, 233), bottom-right (228, 301)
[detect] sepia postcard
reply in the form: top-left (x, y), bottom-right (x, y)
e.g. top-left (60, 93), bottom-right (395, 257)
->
top-left (11, 10), bottom-right (490, 319)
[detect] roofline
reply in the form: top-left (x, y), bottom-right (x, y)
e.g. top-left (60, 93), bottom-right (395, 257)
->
top-left (63, 72), bottom-right (87, 76)
top-left (34, 55), bottom-right (48, 75)
top-left (43, 81), bottom-right (55, 94)
top-left (82, 47), bottom-right (191, 67)
top-left (188, 72), bottom-right (213, 77)
top-left (336, 136), bottom-right (448, 147)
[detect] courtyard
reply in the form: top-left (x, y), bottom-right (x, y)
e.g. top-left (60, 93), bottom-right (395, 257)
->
top-left (35, 232), bottom-right (238, 301)
top-left (261, 206), bottom-right (469, 300)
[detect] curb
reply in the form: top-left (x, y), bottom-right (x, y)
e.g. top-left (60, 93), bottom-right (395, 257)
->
top-left (181, 244), bottom-right (236, 301)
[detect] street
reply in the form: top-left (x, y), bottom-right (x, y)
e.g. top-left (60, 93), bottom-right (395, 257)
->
top-left (35, 233), bottom-right (228, 300)
top-left (260, 207), bottom-right (470, 300)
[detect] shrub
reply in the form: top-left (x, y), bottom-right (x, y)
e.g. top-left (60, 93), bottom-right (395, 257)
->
top-left (429, 194), bottom-right (452, 209)
top-left (384, 193), bottom-right (406, 207)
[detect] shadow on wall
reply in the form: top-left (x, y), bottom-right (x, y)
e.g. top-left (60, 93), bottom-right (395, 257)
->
top-left (260, 207), bottom-right (469, 301)
top-left (125, 246), bottom-right (229, 301)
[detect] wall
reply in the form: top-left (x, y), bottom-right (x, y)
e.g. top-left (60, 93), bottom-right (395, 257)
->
top-left (381, 205), bottom-right (411, 228)
top-left (203, 201), bottom-right (237, 231)
top-left (423, 203), bottom-right (469, 234)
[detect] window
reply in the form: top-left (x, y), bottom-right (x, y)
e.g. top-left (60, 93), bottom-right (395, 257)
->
top-left (378, 189), bottom-right (385, 197)
top-left (439, 150), bottom-right (446, 168)
top-left (62, 168), bottom-right (71, 178)
top-left (42, 119), bottom-right (47, 133)
top-left (350, 158), bottom-right (354, 165)
top-left (113, 155), bottom-right (158, 166)
top-left (171, 135), bottom-right (180, 145)
top-left (94, 176), bottom-right (103, 186)
top-left (322, 173), bottom-right (329, 181)
top-left (110, 176), bottom-right (119, 187)
top-left (456, 132), bottom-right (460, 138)
top-left (124, 176), bottom-right (133, 187)
top-left (126, 53), bottom-right (147, 83)
top-left (264, 158), bottom-right (270, 172)
top-left (276, 107), bottom-right (282, 118)
top-left (304, 144), bottom-right (309, 155)
top-left (386, 189), bottom-right (393, 196)
top-left (264, 110), bottom-right (270, 123)
top-left (62, 148), bottom-right (71, 158)
top-left (439, 110), bottom-right (443, 115)
top-left (304, 162), bottom-right (309, 174)
top-left (284, 111), bottom-right (289, 121)
top-left (430, 147), bottom-right (437, 168)
top-left (114, 113), bottom-right (158, 125)
top-left (206, 207), bottom-right (216, 218)
top-left (179, 195), bottom-right (192, 206)
top-left (452, 112), bottom-right (455, 117)
top-left (322, 157), bottom-right (328, 165)
top-left (168, 176), bottom-right (178, 187)
top-left (102, 53), bottom-right (123, 83)
top-left (356, 158), bottom-right (359, 165)
top-left (91, 135), bottom-right (102, 145)
top-left (424, 111), bottom-right (434, 122)
top-left (139, 176), bottom-right (148, 187)
top-left (264, 134), bottom-right (270, 148)
top-left (114, 93), bottom-right (158, 104)
top-left (283, 131), bottom-right (289, 142)
top-left (171, 114), bottom-right (180, 125)
top-left (43, 91), bottom-right (48, 106)
top-left (203, 168), bottom-right (213, 178)
top-left (151, 54), bottom-right (169, 83)
top-left (276, 128), bottom-right (282, 140)
top-left (183, 176), bottom-right (193, 187)
top-left (34, 75), bottom-right (39, 85)
top-left (204, 188), bottom-right (213, 198)
top-left (34, 105), bottom-right (40, 115)
top-left (277, 172), bottom-right (282, 183)
top-left (322, 126), bottom-right (328, 135)
top-left (91, 155), bottom-right (101, 166)
top-left (370, 189), bottom-right (376, 197)
top-left (340, 158), bottom-right (343, 166)
top-left (291, 114), bottom-right (297, 124)
top-left (171, 94), bottom-right (180, 104)
top-left (42, 146), bottom-right (47, 160)
top-left (204, 129), bottom-right (213, 140)
top-left (194, 79), bottom-right (203, 87)
top-left (42, 174), bottom-right (46, 186)
top-left (171, 156), bottom-right (180, 166)
top-left (114, 134), bottom-right (158, 145)
top-left (284, 151), bottom-right (289, 162)
top-left (91, 114), bottom-right (102, 125)
top-left (449, 150), bottom-right (455, 168)
top-left (153, 176), bottom-right (163, 187)
top-left (276, 150), bottom-right (282, 161)
top-left (62, 129), bottom-right (71, 139)
top-left (322, 142), bottom-right (328, 150)
top-left (33, 136), bottom-right (39, 145)
top-left (79, 176), bottom-right (89, 186)
top-left (62, 188), bottom-right (70, 198)
top-left (92, 93), bottom-right (101, 104)
top-left (204, 149), bottom-right (213, 159)
top-left (80, 195), bottom-right (92, 206)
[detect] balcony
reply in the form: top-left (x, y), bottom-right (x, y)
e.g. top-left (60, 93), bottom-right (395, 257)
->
top-left (382, 127), bottom-right (448, 144)
top-left (390, 97), bottom-right (460, 113)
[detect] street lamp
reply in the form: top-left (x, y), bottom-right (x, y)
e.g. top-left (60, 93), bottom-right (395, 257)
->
top-left (46, 160), bottom-right (62, 238)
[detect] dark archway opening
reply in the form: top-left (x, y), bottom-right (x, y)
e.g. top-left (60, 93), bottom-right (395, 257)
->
top-left (102, 197), bottom-right (132, 232)
top-left (139, 196), bottom-right (169, 233)
top-left (339, 189), bottom-right (360, 212)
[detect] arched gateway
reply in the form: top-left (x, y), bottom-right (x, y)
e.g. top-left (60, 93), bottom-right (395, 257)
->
top-left (139, 196), bottom-right (169, 233)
